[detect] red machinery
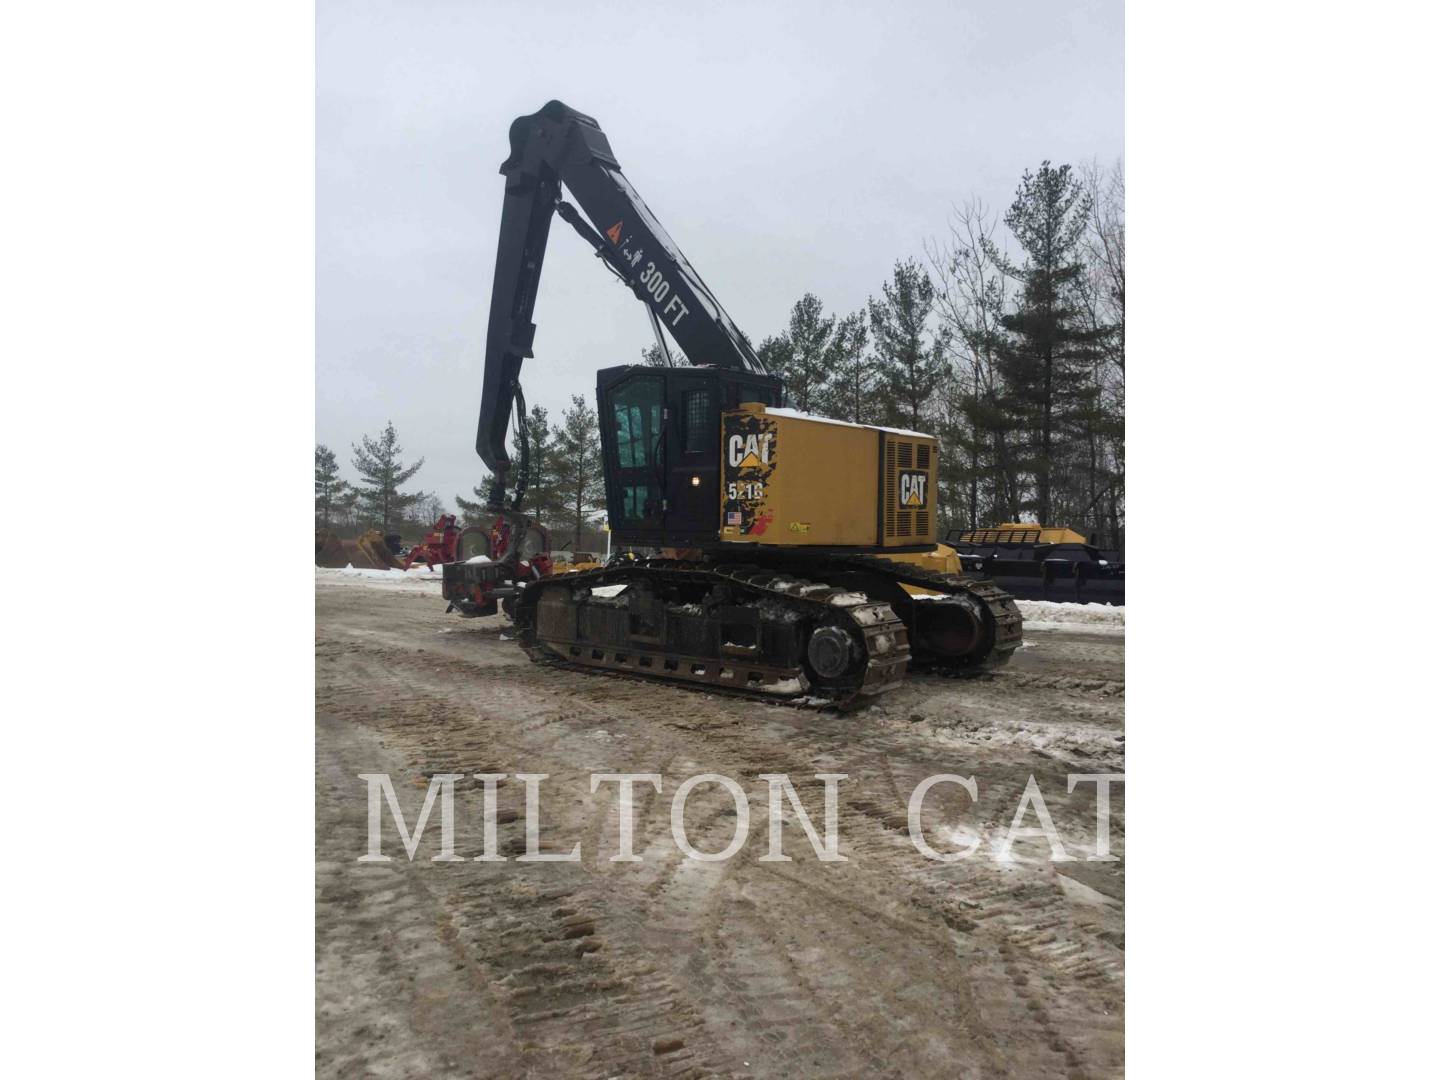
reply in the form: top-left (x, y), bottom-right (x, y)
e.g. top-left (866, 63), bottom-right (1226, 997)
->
top-left (441, 513), bottom-right (554, 618)
top-left (403, 512), bottom-right (553, 571)
top-left (402, 514), bottom-right (466, 570)
top-left (413, 511), bottom-right (556, 620)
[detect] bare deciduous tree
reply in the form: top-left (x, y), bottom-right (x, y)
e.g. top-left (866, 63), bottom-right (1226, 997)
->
top-left (1078, 157), bottom-right (1125, 376)
top-left (926, 199), bottom-right (1020, 526)
top-left (1077, 157), bottom-right (1126, 544)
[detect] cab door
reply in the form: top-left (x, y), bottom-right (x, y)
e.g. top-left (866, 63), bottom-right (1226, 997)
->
top-left (602, 371), bottom-right (667, 537)
top-left (663, 373), bottom-right (722, 544)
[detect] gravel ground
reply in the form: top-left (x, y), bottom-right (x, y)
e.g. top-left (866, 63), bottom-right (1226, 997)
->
top-left (316, 572), bottom-right (1124, 1078)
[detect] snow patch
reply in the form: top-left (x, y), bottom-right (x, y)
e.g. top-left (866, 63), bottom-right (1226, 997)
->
top-left (762, 677), bottom-right (805, 695)
top-left (316, 566), bottom-right (441, 589)
top-left (1024, 622), bottom-right (1124, 637)
top-left (1014, 600), bottom-right (1124, 628)
top-left (911, 592), bottom-right (1123, 634)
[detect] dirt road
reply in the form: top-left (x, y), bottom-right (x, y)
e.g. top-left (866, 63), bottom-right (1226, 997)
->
top-left (316, 573), bottom-right (1124, 1078)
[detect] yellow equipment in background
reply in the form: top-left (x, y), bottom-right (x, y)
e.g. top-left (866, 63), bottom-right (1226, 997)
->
top-left (315, 528), bottom-right (405, 570)
top-left (956, 523), bottom-right (1088, 545)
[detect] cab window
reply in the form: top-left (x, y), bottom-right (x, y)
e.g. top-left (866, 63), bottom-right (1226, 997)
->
top-left (611, 376), bottom-right (663, 468)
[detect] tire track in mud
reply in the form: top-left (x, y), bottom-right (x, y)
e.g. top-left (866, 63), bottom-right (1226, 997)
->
top-left (317, 587), bottom-right (1125, 1077)
top-left (323, 654), bottom-right (955, 1076)
top-left (320, 664), bottom-right (737, 1077)
top-left (316, 715), bottom-right (530, 1079)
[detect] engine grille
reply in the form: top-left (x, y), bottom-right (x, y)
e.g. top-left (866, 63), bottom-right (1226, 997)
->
top-left (884, 436), bottom-right (935, 541)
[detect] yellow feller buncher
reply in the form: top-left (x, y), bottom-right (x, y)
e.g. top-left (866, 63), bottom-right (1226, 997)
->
top-left (442, 101), bottom-right (1022, 707)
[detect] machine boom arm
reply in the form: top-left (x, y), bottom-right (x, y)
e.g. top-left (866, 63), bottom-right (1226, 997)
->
top-left (477, 101), bottom-right (767, 499)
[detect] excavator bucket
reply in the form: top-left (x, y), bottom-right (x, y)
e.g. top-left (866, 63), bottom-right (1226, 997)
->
top-left (315, 528), bottom-right (349, 568)
top-left (315, 528), bottom-right (406, 570)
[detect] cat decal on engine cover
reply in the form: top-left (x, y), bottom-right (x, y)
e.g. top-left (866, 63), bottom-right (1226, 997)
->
top-left (722, 411), bottom-right (778, 536)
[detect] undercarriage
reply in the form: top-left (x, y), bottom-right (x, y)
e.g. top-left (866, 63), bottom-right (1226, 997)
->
top-left (510, 554), bottom-right (1022, 708)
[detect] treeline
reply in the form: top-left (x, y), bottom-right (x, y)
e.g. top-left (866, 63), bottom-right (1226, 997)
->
top-left (459, 395), bottom-right (608, 553)
top-left (649, 158), bottom-right (1125, 546)
top-left (320, 158), bottom-right (1123, 550)
top-left (316, 402), bottom-right (609, 553)
top-left (315, 422), bottom-right (448, 540)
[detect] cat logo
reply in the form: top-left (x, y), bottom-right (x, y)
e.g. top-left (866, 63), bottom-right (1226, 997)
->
top-left (899, 471), bottom-right (928, 509)
top-left (605, 220), bottom-right (623, 244)
top-left (728, 432), bottom-right (774, 468)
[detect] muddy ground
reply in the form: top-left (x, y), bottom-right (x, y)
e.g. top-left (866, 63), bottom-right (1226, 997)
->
top-left (316, 573), bottom-right (1124, 1078)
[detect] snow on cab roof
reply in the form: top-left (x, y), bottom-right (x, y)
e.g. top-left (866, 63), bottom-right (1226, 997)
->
top-left (763, 406), bottom-right (934, 440)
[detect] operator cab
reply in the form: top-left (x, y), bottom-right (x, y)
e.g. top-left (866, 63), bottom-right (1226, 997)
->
top-left (597, 364), bottom-right (783, 548)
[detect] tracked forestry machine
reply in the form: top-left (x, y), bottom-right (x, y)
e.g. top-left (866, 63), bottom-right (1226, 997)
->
top-left (442, 101), bottom-right (1022, 706)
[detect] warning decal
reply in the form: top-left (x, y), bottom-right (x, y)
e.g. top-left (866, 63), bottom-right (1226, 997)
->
top-left (605, 221), bottom-right (623, 244)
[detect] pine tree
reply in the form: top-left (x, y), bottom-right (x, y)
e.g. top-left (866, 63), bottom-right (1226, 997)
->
top-left (818, 312), bottom-right (872, 423)
top-left (755, 334), bottom-right (794, 386)
top-left (990, 162), bottom-right (1113, 525)
top-left (550, 394), bottom-right (605, 548)
top-left (457, 405), bottom-right (556, 524)
top-left (867, 258), bottom-right (951, 432)
top-left (350, 422), bottom-right (425, 532)
top-left (453, 488), bottom-right (492, 527)
top-left (641, 342), bottom-right (688, 367)
top-left (514, 405), bottom-right (558, 520)
top-left (314, 444), bottom-right (351, 528)
top-left (333, 484), bottom-right (360, 531)
top-left (782, 294), bottom-right (837, 413)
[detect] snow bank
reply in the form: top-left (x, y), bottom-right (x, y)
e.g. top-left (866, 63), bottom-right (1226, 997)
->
top-left (315, 566), bottom-right (442, 589)
top-left (1016, 599), bottom-right (1124, 634)
top-left (315, 567), bottom-right (1124, 637)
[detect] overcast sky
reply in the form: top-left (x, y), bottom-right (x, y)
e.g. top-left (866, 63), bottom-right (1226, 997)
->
top-left (317, 0), bottom-right (1123, 510)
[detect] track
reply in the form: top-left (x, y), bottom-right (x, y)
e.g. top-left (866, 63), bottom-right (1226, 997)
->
top-left (511, 556), bottom-right (1020, 708)
top-left (316, 575), bottom-right (1124, 1078)
top-left (808, 551), bottom-right (1024, 672)
top-left (515, 559), bottom-right (911, 707)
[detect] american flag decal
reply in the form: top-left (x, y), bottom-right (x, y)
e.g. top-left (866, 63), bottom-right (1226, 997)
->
top-left (726, 511), bottom-right (741, 525)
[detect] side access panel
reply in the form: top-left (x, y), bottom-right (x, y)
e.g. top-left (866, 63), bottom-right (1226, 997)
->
top-left (719, 404), bottom-right (884, 547)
